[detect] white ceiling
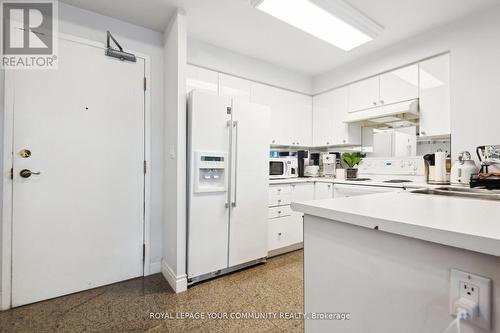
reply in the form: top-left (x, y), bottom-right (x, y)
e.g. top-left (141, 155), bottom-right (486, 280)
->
top-left (60, 0), bottom-right (498, 76)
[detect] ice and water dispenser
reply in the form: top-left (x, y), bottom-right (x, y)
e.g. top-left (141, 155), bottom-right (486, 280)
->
top-left (194, 152), bottom-right (227, 193)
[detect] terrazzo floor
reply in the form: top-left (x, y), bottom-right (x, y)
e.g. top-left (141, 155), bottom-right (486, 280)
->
top-left (0, 250), bottom-right (304, 333)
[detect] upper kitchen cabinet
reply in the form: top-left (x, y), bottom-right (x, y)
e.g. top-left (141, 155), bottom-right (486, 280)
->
top-left (289, 93), bottom-right (313, 147)
top-left (379, 64), bottom-right (419, 105)
top-left (219, 74), bottom-right (251, 102)
top-left (313, 87), bottom-right (361, 146)
top-left (186, 65), bottom-right (218, 95)
top-left (418, 54), bottom-right (451, 137)
top-left (348, 64), bottom-right (419, 113)
top-left (348, 76), bottom-right (379, 112)
top-left (251, 83), bottom-right (312, 146)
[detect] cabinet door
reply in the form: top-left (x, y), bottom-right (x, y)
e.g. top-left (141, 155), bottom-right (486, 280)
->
top-left (314, 182), bottom-right (333, 199)
top-left (419, 54), bottom-right (450, 137)
top-left (379, 64), bottom-right (419, 105)
top-left (291, 93), bottom-right (313, 146)
top-left (251, 83), bottom-right (293, 145)
top-left (331, 87), bottom-right (361, 145)
top-left (348, 76), bottom-right (380, 112)
top-left (186, 65), bottom-right (218, 95)
top-left (313, 92), bottom-right (334, 146)
top-left (291, 183), bottom-right (315, 202)
top-left (268, 215), bottom-right (302, 251)
top-left (219, 74), bottom-right (251, 102)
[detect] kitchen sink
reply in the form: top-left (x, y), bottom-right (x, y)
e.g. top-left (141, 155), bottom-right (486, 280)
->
top-left (411, 187), bottom-right (500, 201)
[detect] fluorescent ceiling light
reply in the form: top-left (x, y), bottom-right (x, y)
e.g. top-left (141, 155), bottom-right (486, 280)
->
top-left (253, 0), bottom-right (376, 51)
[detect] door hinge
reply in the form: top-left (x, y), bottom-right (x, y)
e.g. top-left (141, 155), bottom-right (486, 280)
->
top-left (226, 106), bottom-right (232, 114)
top-left (143, 77), bottom-right (147, 91)
top-left (143, 160), bottom-right (147, 174)
top-left (10, 168), bottom-right (13, 179)
top-left (142, 244), bottom-right (146, 261)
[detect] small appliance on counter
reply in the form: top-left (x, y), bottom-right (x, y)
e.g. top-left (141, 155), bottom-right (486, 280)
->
top-left (322, 154), bottom-right (336, 177)
top-left (471, 145), bottom-right (500, 189)
top-left (304, 165), bottom-right (320, 177)
top-left (297, 150), bottom-right (309, 177)
top-left (477, 145), bottom-right (500, 173)
top-left (424, 151), bottom-right (450, 185)
top-left (450, 151), bottom-right (479, 186)
top-left (269, 156), bottom-right (298, 179)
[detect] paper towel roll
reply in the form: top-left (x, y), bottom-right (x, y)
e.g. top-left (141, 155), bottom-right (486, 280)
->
top-left (434, 151), bottom-right (447, 182)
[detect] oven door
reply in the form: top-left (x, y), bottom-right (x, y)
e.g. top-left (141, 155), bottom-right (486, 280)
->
top-left (269, 160), bottom-right (286, 178)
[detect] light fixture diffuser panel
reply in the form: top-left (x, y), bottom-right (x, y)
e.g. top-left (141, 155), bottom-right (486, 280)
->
top-left (255, 0), bottom-right (376, 51)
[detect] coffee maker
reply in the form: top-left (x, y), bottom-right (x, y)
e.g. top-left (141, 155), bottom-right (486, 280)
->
top-left (297, 150), bottom-right (309, 177)
top-left (322, 154), bottom-right (336, 177)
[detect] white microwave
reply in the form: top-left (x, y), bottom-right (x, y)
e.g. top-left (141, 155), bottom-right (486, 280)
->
top-left (269, 157), bottom-right (298, 179)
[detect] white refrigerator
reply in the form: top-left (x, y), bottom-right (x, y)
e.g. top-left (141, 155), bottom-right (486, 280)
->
top-left (187, 90), bottom-right (270, 282)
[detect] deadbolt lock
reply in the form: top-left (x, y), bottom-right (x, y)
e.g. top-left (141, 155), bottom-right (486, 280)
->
top-left (20, 149), bottom-right (31, 158)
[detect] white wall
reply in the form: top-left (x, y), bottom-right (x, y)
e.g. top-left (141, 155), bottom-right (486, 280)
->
top-left (313, 4), bottom-right (500, 167)
top-left (188, 38), bottom-right (313, 95)
top-left (161, 11), bottom-right (188, 292)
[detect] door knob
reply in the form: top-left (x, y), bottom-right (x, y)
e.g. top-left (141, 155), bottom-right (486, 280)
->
top-left (19, 169), bottom-right (41, 178)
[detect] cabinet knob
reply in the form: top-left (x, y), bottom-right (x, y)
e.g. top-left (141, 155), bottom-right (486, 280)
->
top-left (296, 142), bottom-right (300, 145)
top-left (278, 232), bottom-right (282, 236)
top-left (373, 101), bottom-right (377, 106)
top-left (421, 131), bottom-right (426, 135)
top-left (343, 140), bottom-right (346, 143)
top-left (278, 199), bottom-right (282, 203)
top-left (277, 188), bottom-right (281, 192)
top-left (278, 211), bottom-right (282, 214)
top-left (326, 142), bottom-right (329, 145)
top-left (380, 100), bottom-right (385, 104)
top-left (272, 140), bottom-right (276, 143)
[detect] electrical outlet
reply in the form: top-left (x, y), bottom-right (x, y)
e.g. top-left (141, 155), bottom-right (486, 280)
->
top-left (459, 281), bottom-right (479, 303)
top-left (450, 269), bottom-right (492, 330)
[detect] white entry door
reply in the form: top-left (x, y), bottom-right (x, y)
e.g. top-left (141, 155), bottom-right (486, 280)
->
top-left (10, 38), bottom-right (145, 306)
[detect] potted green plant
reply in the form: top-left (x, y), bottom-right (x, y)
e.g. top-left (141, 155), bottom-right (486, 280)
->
top-left (342, 152), bottom-right (364, 179)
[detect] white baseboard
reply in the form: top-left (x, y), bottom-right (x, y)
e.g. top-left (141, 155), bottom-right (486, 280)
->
top-left (148, 261), bottom-right (161, 275)
top-left (0, 291), bottom-right (9, 311)
top-left (161, 259), bottom-right (187, 293)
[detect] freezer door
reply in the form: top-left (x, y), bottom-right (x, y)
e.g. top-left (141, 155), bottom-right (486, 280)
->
top-left (228, 100), bottom-right (270, 266)
top-left (187, 91), bottom-right (231, 278)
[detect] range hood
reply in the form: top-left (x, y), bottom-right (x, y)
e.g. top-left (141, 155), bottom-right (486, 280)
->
top-left (343, 99), bottom-right (419, 128)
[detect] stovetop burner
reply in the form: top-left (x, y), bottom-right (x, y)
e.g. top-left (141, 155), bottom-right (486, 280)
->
top-left (383, 179), bottom-right (413, 183)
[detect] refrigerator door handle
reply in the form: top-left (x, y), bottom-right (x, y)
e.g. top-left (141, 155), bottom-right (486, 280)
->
top-left (226, 119), bottom-right (232, 208)
top-left (231, 120), bottom-right (239, 207)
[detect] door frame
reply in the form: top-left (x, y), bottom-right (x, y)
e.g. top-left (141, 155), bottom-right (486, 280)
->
top-left (0, 33), bottom-right (152, 310)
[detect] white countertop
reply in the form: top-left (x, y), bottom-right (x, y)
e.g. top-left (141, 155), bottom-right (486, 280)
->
top-left (291, 191), bottom-right (500, 257)
top-left (269, 177), bottom-right (432, 189)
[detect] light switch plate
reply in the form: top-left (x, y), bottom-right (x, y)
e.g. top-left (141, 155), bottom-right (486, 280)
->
top-left (449, 269), bottom-right (491, 330)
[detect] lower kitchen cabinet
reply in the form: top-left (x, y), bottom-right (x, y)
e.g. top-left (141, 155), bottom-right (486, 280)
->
top-left (268, 183), bottom-right (312, 256)
top-left (291, 182), bottom-right (315, 201)
top-left (315, 182), bottom-right (334, 199)
top-left (268, 214), bottom-right (303, 252)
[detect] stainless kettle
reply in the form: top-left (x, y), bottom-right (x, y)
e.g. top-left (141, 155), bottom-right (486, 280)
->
top-left (450, 151), bottom-right (479, 185)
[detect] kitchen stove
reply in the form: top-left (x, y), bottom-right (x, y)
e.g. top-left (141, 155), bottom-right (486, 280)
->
top-left (356, 157), bottom-right (426, 185)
